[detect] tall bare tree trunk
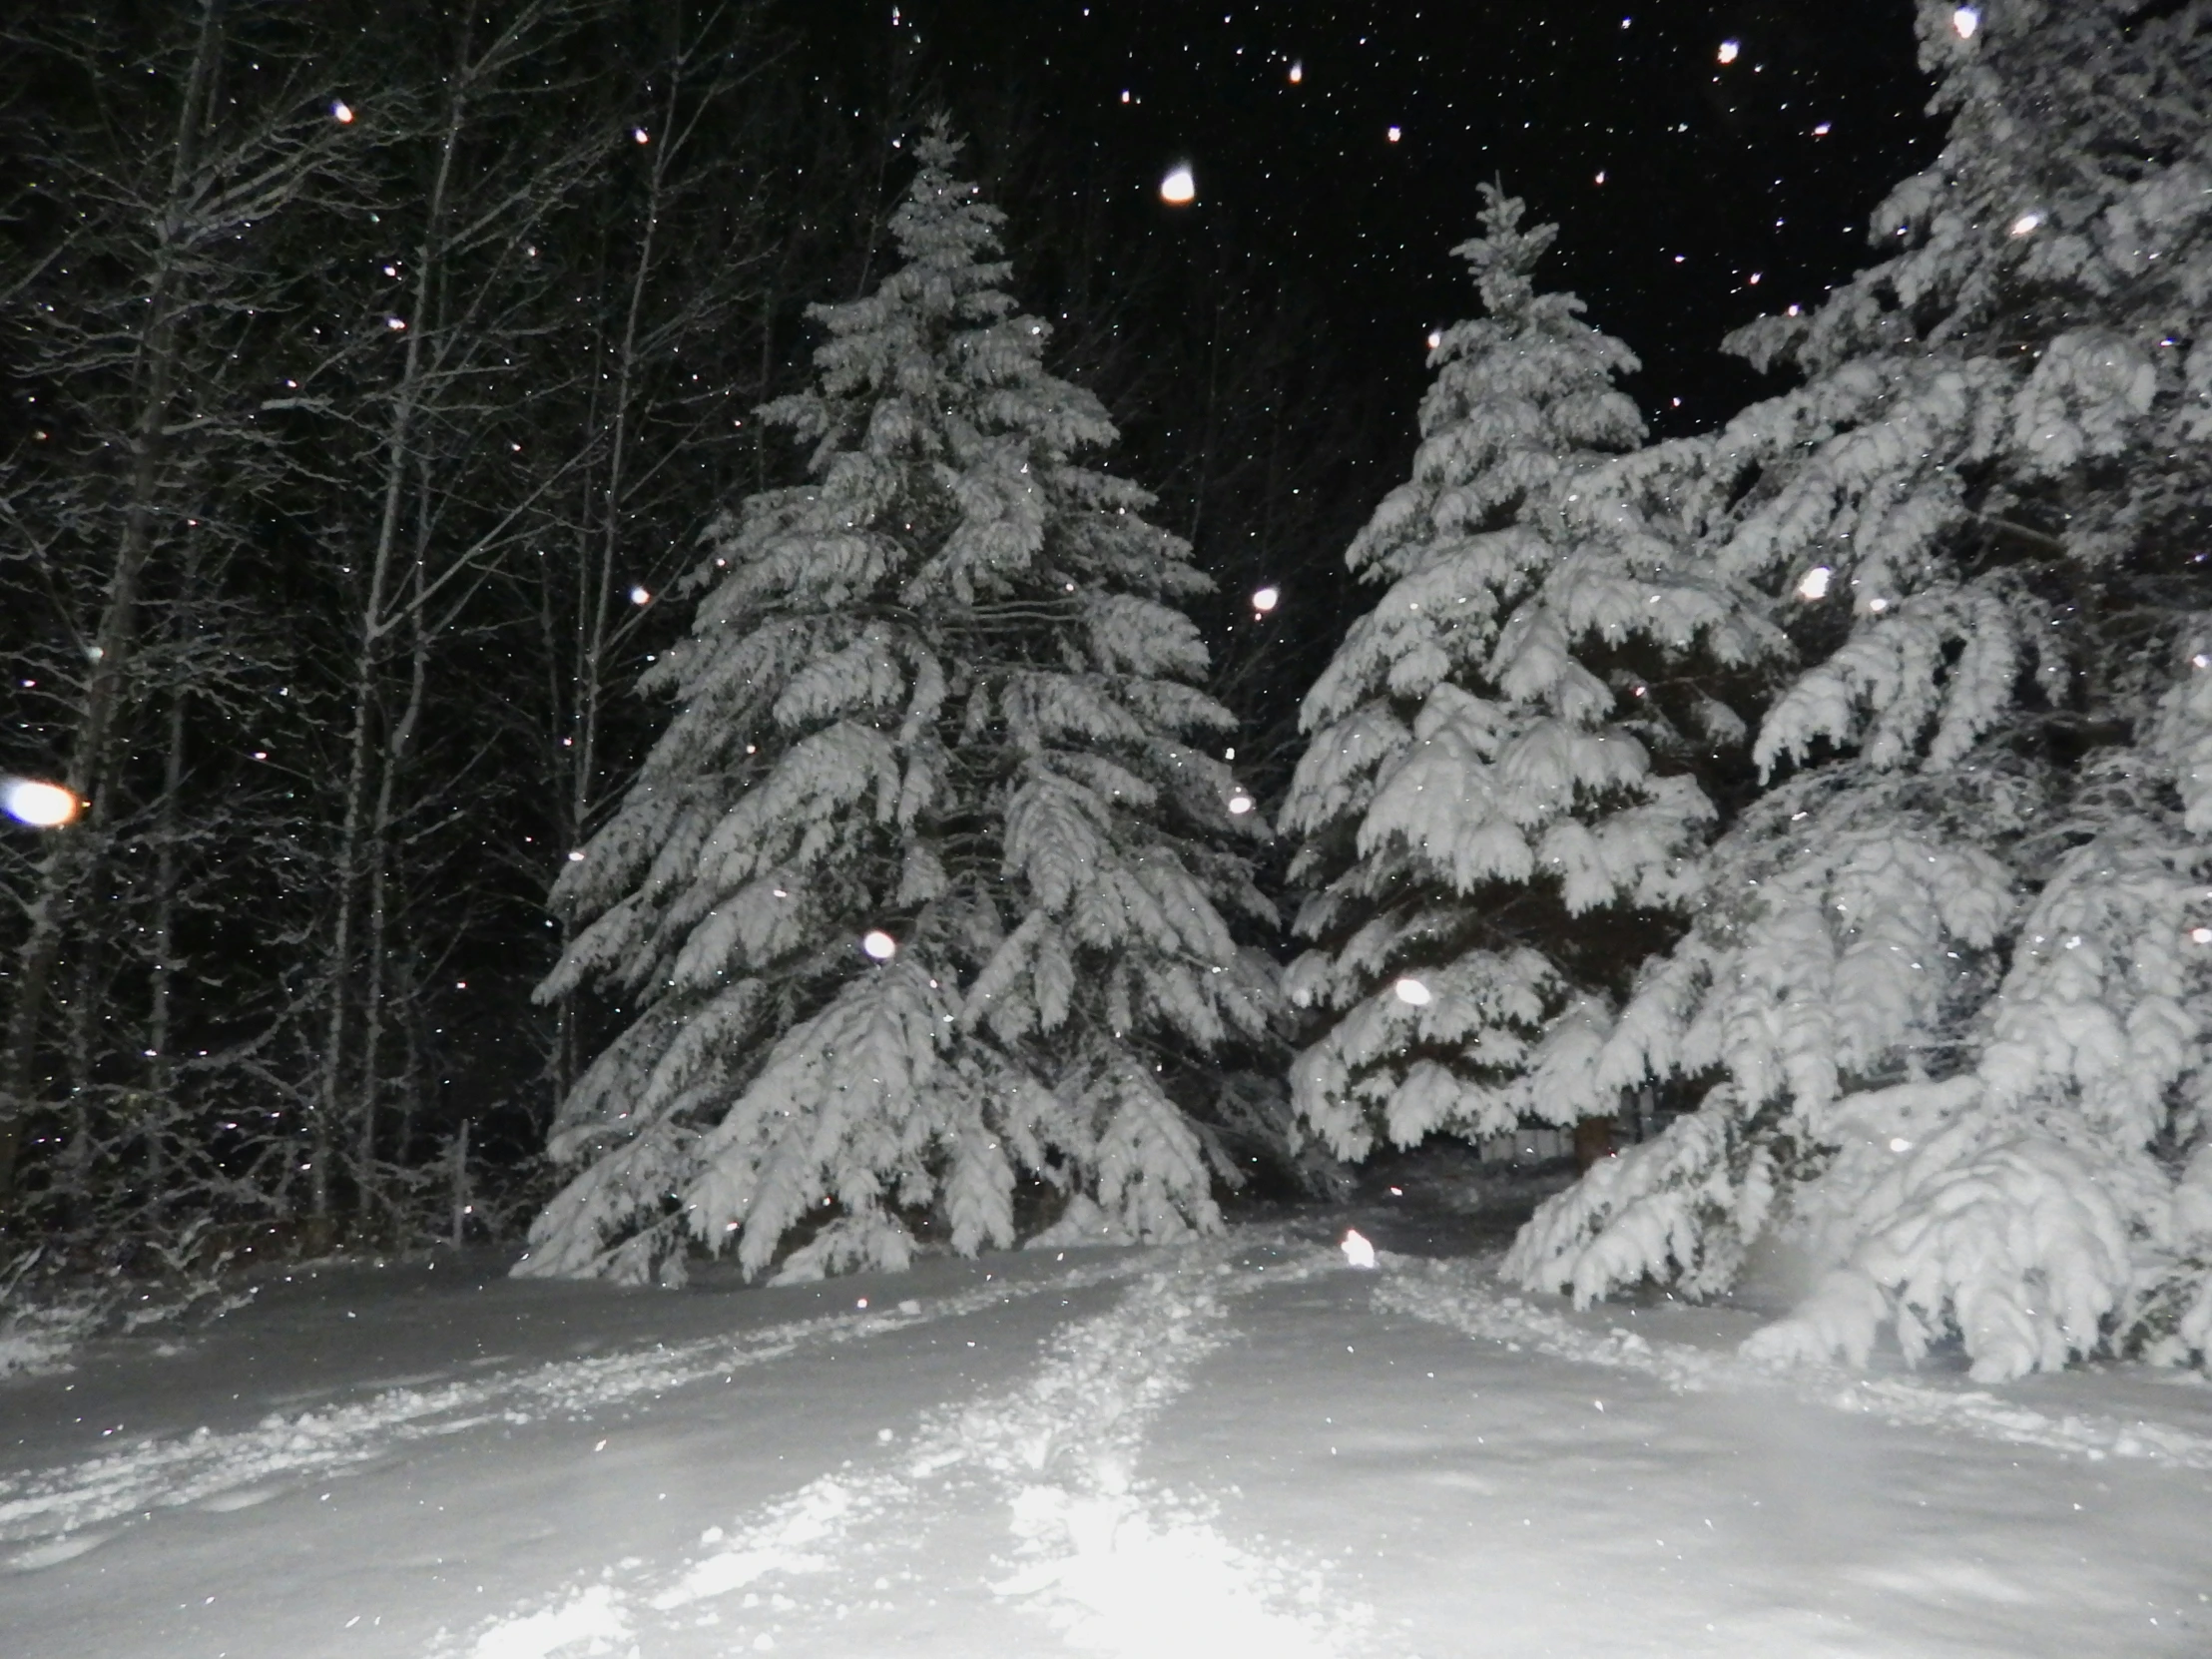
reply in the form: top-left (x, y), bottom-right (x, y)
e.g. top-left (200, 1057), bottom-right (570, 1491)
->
top-left (143, 632), bottom-right (193, 1227)
top-left (543, 45), bottom-right (686, 1120)
top-left (311, 23), bottom-right (471, 1225)
top-left (354, 498), bottom-right (432, 1230)
top-left (59, 928), bottom-right (101, 1233)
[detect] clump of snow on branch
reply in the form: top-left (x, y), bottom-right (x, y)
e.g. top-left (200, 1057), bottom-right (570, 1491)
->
top-left (1508, 0), bottom-right (2212, 1381)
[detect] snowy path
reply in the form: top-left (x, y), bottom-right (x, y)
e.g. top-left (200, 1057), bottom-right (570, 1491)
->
top-left (2, 1221), bottom-right (2209, 1657)
top-left (0, 1252), bottom-right (1151, 1551)
top-left (451, 1241), bottom-right (1361, 1659)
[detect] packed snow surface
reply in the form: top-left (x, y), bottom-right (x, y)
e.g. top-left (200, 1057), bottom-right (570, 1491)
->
top-left (2, 1212), bottom-right (2209, 1656)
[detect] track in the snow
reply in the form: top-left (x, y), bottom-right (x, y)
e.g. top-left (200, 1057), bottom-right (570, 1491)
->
top-left (449, 1239), bottom-right (1370, 1659)
top-left (0, 1253), bottom-right (1157, 1554)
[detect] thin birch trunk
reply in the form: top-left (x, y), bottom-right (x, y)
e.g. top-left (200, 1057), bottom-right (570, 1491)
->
top-left (354, 491), bottom-right (432, 1228)
top-left (61, 933), bottom-right (100, 1233)
top-left (311, 20), bottom-right (471, 1222)
top-left (544, 54), bottom-right (682, 1120)
top-left (144, 637), bottom-right (192, 1227)
top-left (449, 1117), bottom-right (470, 1250)
top-left (572, 53), bottom-right (681, 845)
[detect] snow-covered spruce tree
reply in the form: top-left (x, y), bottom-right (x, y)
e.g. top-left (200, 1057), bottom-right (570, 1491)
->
top-left (1507, 0), bottom-right (2212, 1381)
top-left (518, 131), bottom-right (1274, 1285)
top-left (1280, 189), bottom-right (1774, 1165)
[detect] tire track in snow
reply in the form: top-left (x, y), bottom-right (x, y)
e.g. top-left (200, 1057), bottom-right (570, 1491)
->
top-left (449, 1238), bottom-right (1371, 1659)
top-left (0, 1256), bottom-right (1150, 1557)
top-left (1379, 1256), bottom-right (2212, 1473)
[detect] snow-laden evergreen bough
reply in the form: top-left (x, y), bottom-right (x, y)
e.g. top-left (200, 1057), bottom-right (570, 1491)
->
top-left (1281, 189), bottom-right (1774, 1161)
top-left (519, 131), bottom-right (1276, 1285)
top-left (1507, 0), bottom-right (2212, 1381)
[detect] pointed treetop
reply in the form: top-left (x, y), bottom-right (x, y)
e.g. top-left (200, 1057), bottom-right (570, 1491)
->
top-left (889, 120), bottom-right (1008, 285)
top-left (1452, 184), bottom-right (1559, 320)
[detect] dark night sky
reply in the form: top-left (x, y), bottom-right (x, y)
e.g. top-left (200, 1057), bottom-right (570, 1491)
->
top-left (816, 1), bottom-right (1944, 442)
top-left (777, 2), bottom-right (1950, 762)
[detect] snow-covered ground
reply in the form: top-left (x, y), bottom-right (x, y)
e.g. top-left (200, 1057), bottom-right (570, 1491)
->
top-left (3, 1205), bottom-right (2210, 1658)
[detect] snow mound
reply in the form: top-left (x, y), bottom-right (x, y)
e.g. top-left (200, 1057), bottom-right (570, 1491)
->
top-left (469, 1584), bottom-right (629, 1659)
top-left (996, 1487), bottom-right (1340, 1659)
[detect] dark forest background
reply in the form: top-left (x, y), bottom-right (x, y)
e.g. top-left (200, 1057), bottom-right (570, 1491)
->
top-left (0, 0), bottom-right (1933, 1267)
top-left (0, 0), bottom-right (1398, 1263)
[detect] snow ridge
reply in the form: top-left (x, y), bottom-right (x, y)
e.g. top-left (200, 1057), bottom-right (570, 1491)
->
top-left (1381, 1257), bottom-right (2212, 1473)
top-left (0, 1257), bottom-right (1150, 1554)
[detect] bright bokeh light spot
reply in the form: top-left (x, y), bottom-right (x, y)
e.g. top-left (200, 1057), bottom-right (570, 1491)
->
top-left (2192, 926), bottom-right (2212, 944)
top-left (630, 585), bottom-right (651, 605)
top-left (1952, 6), bottom-right (1980, 39)
top-left (861, 929), bottom-right (897, 961)
top-left (1288, 61), bottom-right (1303, 84)
top-left (1868, 596), bottom-right (1891, 614)
top-left (1341, 1229), bottom-right (1378, 1270)
top-left (1425, 329), bottom-right (1442, 349)
top-left (633, 127), bottom-right (650, 145)
top-left (385, 316), bottom-right (406, 330)
top-left (1813, 122), bottom-right (1832, 136)
top-left (1385, 125), bottom-right (1401, 143)
top-left (2010, 212), bottom-right (2042, 237)
top-left (567, 848), bottom-right (586, 862)
top-left (331, 100), bottom-right (355, 124)
top-left (1796, 565), bottom-right (1833, 601)
top-left (1392, 975), bottom-right (1431, 1007)
top-left (1228, 793), bottom-right (1255, 816)
top-left (1890, 1137), bottom-right (1915, 1153)
top-left (1717, 39), bottom-right (1741, 64)
top-left (1160, 166), bottom-right (1196, 205)
top-left (1594, 170), bottom-right (1606, 185)
top-left (2195, 653), bottom-right (2212, 670)
top-left (2, 778), bottom-right (79, 829)
top-left (1252, 585), bottom-right (1280, 612)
